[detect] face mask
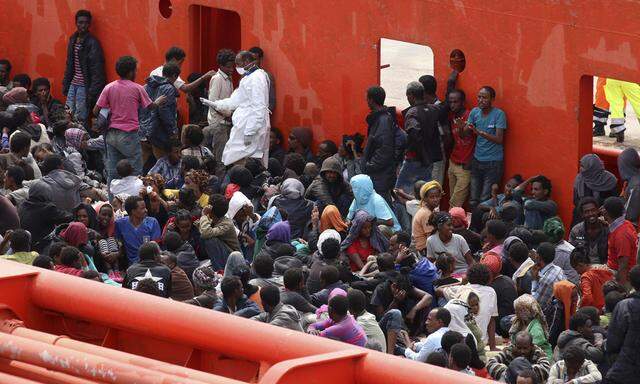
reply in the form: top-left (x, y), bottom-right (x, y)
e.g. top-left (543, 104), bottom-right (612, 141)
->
top-left (236, 67), bottom-right (246, 75)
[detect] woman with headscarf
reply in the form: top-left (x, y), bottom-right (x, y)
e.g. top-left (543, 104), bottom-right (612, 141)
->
top-left (572, 153), bottom-right (618, 225)
top-left (288, 126), bottom-right (316, 163)
top-left (320, 205), bottom-right (348, 234)
top-left (184, 262), bottom-right (220, 308)
top-left (413, 181), bottom-right (443, 253)
top-left (348, 174), bottom-right (400, 231)
top-left (227, 191), bottom-right (260, 261)
top-left (92, 202), bottom-right (121, 276)
top-left (444, 289), bottom-right (486, 361)
top-left (548, 280), bottom-right (578, 346)
top-left (450, 206), bottom-right (482, 255)
top-left (256, 221), bottom-right (296, 261)
top-left (426, 211), bottom-right (473, 275)
top-left (271, 178), bottom-right (314, 239)
top-left (62, 127), bottom-right (89, 177)
top-left (509, 294), bottom-right (552, 358)
top-left (617, 147), bottom-right (640, 224)
top-left (19, 182), bottom-right (72, 252)
top-left (543, 217), bottom-right (579, 285)
top-left (341, 210), bottom-right (388, 271)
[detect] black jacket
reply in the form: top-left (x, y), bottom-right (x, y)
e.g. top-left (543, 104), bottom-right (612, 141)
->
top-left (62, 32), bottom-right (106, 103)
top-left (123, 260), bottom-right (173, 298)
top-left (403, 102), bottom-right (447, 167)
top-left (362, 108), bottom-right (396, 195)
top-left (606, 292), bottom-right (640, 383)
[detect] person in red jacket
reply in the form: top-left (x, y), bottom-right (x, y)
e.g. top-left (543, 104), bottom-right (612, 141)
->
top-left (570, 246), bottom-right (614, 312)
top-left (602, 197), bottom-right (637, 287)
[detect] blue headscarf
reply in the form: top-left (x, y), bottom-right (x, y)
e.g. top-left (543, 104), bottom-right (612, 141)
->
top-left (347, 174), bottom-right (400, 231)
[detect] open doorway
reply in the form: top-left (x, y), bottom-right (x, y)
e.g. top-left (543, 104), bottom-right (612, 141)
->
top-left (379, 38), bottom-right (434, 110)
top-left (188, 5), bottom-right (241, 75)
top-left (591, 76), bottom-right (640, 151)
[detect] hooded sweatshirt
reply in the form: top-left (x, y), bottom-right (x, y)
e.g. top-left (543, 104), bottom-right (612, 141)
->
top-left (555, 330), bottom-right (603, 364)
top-left (40, 169), bottom-right (82, 212)
top-left (347, 175), bottom-right (400, 231)
top-left (305, 157), bottom-right (353, 216)
top-left (139, 75), bottom-right (178, 148)
top-left (19, 181), bottom-right (72, 250)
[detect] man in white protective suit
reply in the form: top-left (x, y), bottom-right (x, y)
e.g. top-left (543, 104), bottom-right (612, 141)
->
top-left (201, 51), bottom-right (270, 167)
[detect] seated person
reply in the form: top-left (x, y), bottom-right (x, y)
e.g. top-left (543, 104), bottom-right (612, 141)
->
top-left (32, 255), bottom-right (54, 270)
top-left (0, 229), bottom-right (39, 264)
top-left (548, 345), bottom-right (602, 384)
top-left (401, 307), bottom-right (451, 362)
top-left (53, 246), bottom-right (86, 276)
top-left (123, 242), bottom-right (172, 298)
top-left (472, 175), bottom-right (524, 232)
top-left (509, 241), bottom-right (534, 295)
top-left (133, 278), bottom-right (163, 297)
top-left (214, 275), bottom-right (261, 318)
top-left (281, 267), bottom-right (317, 314)
top-left (249, 254), bottom-right (284, 289)
top-left (513, 175), bottom-right (557, 231)
top-left (487, 331), bottom-right (551, 382)
top-left (554, 312), bottom-right (603, 364)
top-left (412, 181), bottom-right (443, 253)
top-left (109, 159), bottom-right (143, 197)
top-left (307, 294), bottom-right (367, 347)
top-left (348, 289), bottom-right (386, 352)
top-left (342, 210), bottom-right (388, 271)
top-left (3, 165), bottom-right (30, 207)
top-left (449, 343), bottom-right (475, 376)
top-left (569, 197), bottom-right (609, 265)
top-left (148, 139), bottom-right (182, 184)
top-left (570, 246), bottom-right (613, 311)
top-left (180, 124), bottom-right (212, 164)
top-left (348, 174), bottom-right (401, 232)
top-left (115, 196), bottom-right (162, 265)
top-left (163, 229), bottom-right (199, 281)
top-left (372, 272), bottom-right (433, 352)
top-left (160, 251), bottom-right (194, 301)
top-left (184, 263), bottom-right (219, 308)
top-left (199, 193), bottom-right (241, 270)
top-left (305, 157), bottom-right (354, 216)
top-left (426, 211), bottom-right (473, 275)
top-left (310, 265), bottom-right (348, 306)
top-left (251, 285), bottom-right (304, 331)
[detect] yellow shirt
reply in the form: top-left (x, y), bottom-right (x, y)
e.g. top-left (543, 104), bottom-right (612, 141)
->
top-left (1, 251), bottom-right (39, 265)
top-left (163, 189), bottom-right (210, 208)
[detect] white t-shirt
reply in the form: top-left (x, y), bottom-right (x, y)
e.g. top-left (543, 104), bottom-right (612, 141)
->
top-left (150, 66), bottom-right (185, 90)
top-left (443, 283), bottom-right (498, 343)
top-left (425, 233), bottom-right (470, 274)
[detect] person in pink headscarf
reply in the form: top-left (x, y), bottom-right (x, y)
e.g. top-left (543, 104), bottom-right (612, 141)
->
top-left (60, 221), bottom-right (89, 247)
top-left (481, 251), bottom-right (518, 337)
top-left (315, 287), bottom-right (347, 320)
top-left (450, 207), bottom-right (482, 255)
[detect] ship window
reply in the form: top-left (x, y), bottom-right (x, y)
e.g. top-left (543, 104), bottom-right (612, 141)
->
top-left (159, 0), bottom-right (173, 19)
top-left (591, 76), bottom-right (640, 151)
top-left (379, 38), bottom-right (434, 110)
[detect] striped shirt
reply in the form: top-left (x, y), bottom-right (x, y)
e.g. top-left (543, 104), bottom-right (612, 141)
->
top-left (71, 42), bottom-right (85, 86)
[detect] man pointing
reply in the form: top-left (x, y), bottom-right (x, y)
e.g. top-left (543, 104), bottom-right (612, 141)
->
top-left (202, 51), bottom-right (270, 167)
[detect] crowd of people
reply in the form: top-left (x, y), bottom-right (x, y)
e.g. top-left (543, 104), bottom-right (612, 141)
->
top-left (1, 9), bottom-right (639, 384)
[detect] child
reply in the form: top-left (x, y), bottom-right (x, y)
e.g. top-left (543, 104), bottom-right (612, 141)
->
top-left (54, 246), bottom-right (86, 276)
top-left (412, 181), bottom-right (442, 254)
top-left (109, 160), bottom-right (143, 197)
top-left (448, 343), bottom-right (475, 376)
top-left (181, 124), bottom-right (212, 164)
top-left (307, 294), bottom-right (367, 347)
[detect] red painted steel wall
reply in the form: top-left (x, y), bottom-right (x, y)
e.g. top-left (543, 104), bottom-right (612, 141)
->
top-left (2, 0), bottom-right (640, 222)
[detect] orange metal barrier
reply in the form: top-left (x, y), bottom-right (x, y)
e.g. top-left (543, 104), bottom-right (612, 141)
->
top-left (0, 260), bottom-right (491, 383)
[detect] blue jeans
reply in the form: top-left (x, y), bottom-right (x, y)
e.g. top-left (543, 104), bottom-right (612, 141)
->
top-left (470, 158), bottom-right (503, 208)
top-left (395, 159), bottom-right (433, 194)
top-left (105, 129), bottom-right (143, 188)
top-left (66, 84), bottom-right (88, 122)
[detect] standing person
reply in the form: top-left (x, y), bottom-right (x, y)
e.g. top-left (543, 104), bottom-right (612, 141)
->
top-left (448, 89), bottom-right (475, 207)
top-left (395, 82), bottom-right (440, 194)
top-left (617, 147), bottom-right (640, 224)
top-left (467, 86), bottom-right (507, 209)
top-left (203, 51), bottom-right (270, 167)
top-left (62, 10), bottom-right (105, 124)
top-left (571, 154), bottom-right (618, 226)
top-left (602, 196), bottom-right (637, 287)
top-left (0, 59), bottom-right (11, 93)
top-left (605, 265), bottom-right (640, 384)
top-left (361, 86), bottom-right (397, 201)
top-left (139, 63), bottom-right (181, 162)
top-left (569, 197), bottom-right (609, 265)
top-left (418, 75), bottom-right (449, 185)
top-left (204, 49), bottom-right (235, 161)
top-left (93, 56), bottom-right (166, 185)
top-left (150, 46), bottom-right (214, 94)
top-left (248, 46), bottom-right (275, 113)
